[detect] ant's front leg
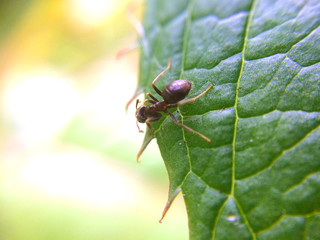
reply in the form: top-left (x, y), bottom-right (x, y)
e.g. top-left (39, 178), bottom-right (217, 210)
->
top-left (135, 99), bottom-right (140, 109)
top-left (136, 113), bottom-right (162, 161)
top-left (145, 113), bottom-right (162, 136)
top-left (136, 121), bottom-right (144, 133)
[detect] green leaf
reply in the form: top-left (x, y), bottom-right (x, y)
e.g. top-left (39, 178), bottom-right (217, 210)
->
top-left (137, 0), bottom-right (320, 239)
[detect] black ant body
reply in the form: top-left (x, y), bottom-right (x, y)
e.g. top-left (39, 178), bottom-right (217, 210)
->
top-left (135, 59), bottom-right (212, 159)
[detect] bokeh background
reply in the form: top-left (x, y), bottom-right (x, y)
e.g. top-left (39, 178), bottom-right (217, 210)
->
top-left (0, 0), bottom-right (187, 239)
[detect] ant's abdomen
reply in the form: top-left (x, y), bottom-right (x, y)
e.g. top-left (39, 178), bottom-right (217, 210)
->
top-left (161, 80), bottom-right (192, 104)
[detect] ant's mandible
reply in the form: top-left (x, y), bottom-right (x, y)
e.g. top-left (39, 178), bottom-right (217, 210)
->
top-left (135, 59), bottom-right (212, 158)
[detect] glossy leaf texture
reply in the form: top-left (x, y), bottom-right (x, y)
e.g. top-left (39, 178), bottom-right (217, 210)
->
top-left (137, 0), bottom-right (320, 239)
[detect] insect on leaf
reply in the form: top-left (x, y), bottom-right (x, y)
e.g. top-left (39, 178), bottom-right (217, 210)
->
top-left (137, 0), bottom-right (320, 239)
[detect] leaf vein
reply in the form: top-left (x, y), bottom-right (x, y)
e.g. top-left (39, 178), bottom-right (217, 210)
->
top-left (211, 197), bottom-right (229, 239)
top-left (237, 125), bottom-right (320, 181)
top-left (283, 171), bottom-right (320, 194)
top-left (276, 59), bottom-right (303, 109)
top-left (239, 56), bottom-right (286, 98)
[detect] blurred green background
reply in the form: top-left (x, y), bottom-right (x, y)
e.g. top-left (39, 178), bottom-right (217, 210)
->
top-left (0, 0), bottom-right (187, 239)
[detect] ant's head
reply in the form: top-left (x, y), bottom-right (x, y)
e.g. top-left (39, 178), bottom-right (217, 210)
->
top-left (135, 100), bottom-right (147, 123)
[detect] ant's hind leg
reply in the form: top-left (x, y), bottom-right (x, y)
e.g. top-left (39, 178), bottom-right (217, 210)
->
top-left (167, 111), bottom-right (211, 142)
top-left (176, 85), bottom-right (213, 106)
top-left (152, 59), bottom-right (172, 96)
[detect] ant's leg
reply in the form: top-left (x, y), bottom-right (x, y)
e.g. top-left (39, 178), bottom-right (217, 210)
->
top-left (143, 99), bottom-right (156, 104)
top-left (146, 93), bottom-right (160, 102)
top-left (125, 89), bottom-right (144, 112)
top-left (152, 59), bottom-right (171, 96)
top-left (135, 99), bottom-right (140, 109)
top-left (136, 113), bottom-right (161, 162)
top-left (167, 111), bottom-right (211, 142)
top-left (142, 93), bottom-right (159, 105)
top-left (136, 129), bottom-right (153, 162)
top-left (146, 122), bottom-right (154, 135)
top-left (136, 121), bottom-right (143, 133)
top-left (145, 113), bottom-right (162, 135)
top-left (175, 85), bottom-right (213, 106)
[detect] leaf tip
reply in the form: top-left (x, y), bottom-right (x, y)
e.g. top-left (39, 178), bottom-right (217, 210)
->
top-left (158, 188), bottom-right (181, 223)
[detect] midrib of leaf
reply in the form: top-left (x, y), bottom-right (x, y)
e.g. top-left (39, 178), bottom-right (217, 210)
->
top-left (229, 0), bottom-right (257, 239)
top-left (177, 0), bottom-right (260, 238)
top-left (174, 0), bottom-right (260, 237)
top-left (179, 0), bottom-right (196, 176)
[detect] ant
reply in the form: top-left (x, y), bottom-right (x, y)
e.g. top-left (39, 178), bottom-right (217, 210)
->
top-left (135, 59), bottom-right (212, 159)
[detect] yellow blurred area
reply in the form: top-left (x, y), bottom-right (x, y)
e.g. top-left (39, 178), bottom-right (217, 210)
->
top-left (0, 1), bottom-right (187, 239)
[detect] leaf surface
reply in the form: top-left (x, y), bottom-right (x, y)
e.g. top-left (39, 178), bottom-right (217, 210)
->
top-left (138, 0), bottom-right (320, 239)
